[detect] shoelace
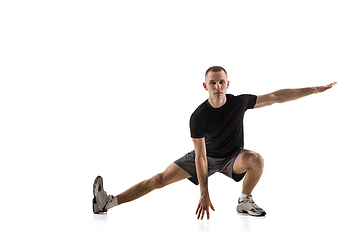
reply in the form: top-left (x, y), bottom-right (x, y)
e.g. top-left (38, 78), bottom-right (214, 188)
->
top-left (100, 193), bottom-right (115, 211)
top-left (107, 195), bottom-right (114, 201)
top-left (100, 189), bottom-right (113, 206)
top-left (101, 189), bottom-right (114, 202)
top-left (246, 195), bottom-right (260, 209)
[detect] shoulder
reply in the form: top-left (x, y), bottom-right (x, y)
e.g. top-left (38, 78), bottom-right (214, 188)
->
top-left (232, 94), bottom-right (258, 109)
top-left (191, 99), bottom-right (208, 117)
top-left (190, 100), bottom-right (208, 138)
top-left (233, 94), bottom-right (256, 100)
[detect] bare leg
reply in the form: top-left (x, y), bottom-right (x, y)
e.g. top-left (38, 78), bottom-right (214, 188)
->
top-left (116, 163), bottom-right (190, 205)
top-left (232, 149), bottom-right (264, 195)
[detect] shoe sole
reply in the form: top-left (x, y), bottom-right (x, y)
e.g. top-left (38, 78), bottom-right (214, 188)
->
top-left (93, 176), bottom-right (107, 214)
top-left (237, 206), bottom-right (266, 217)
top-left (93, 176), bottom-right (103, 196)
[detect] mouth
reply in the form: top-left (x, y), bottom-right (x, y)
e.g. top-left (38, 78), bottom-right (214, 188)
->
top-left (214, 92), bottom-right (222, 95)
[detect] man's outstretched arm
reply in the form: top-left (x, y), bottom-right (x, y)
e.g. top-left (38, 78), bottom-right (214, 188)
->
top-left (254, 82), bottom-right (337, 109)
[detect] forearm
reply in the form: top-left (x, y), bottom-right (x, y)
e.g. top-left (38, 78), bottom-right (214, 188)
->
top-left (273, 87), bottom-right (316, 104)
top-left (255, 82), bottom-right (336, 109)
top-left (195, 156), bottom-right (209, 196)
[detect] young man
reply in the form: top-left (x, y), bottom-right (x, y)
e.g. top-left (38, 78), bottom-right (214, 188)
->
top-left (92, 66), bottom-right (337, 219)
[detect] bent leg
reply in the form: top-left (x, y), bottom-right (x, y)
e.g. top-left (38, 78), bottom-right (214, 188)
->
top-left (116, 163), bottom-right (190, 205)
top-left (232, 149), bottom-right (264, 195)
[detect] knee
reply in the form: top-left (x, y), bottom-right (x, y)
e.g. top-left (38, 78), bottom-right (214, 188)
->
top-left (149, 172), bottom-right (166, 189)
top-left (250, 153), bottom-right (264, 170)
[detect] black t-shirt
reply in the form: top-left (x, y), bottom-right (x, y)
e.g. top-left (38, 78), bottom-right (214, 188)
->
top-left (190, 94), bottom-right (257, 158)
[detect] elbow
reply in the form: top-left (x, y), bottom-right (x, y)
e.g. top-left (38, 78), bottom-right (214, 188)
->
top-left (276, 95), bottom-right (286, 103)
top-left (265, 94), bottom-right (283, 106)
top-left (272, 93), bottom-right (286, 104)
top-left (195, 155), bottom-right (207, 169)
top-left (195, 155), bottom-right (207, 164)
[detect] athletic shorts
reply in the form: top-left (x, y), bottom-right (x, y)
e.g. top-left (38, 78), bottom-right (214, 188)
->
top-left (174, 149), bottom-right (247, 185)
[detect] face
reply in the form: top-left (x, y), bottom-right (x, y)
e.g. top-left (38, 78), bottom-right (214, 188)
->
top-left (203, 70), bottom-right (229, 99)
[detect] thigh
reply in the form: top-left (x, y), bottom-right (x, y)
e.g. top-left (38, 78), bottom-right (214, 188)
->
top-left (232, 149), bottom-right (260, 175)
top-left (161, 163), bottom-right (191, 186)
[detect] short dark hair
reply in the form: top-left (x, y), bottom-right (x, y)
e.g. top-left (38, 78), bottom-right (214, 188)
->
top-left (205, 66), bottom-right (227, 77)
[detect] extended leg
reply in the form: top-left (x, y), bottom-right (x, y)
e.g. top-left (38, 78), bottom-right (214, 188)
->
top-left (93, 163), bottom-right (190, 213)
top-left (116, 163), bottom-right (190, 205)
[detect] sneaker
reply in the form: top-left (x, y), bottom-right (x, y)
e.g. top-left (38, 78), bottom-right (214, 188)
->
top-left (92, 176), bottom-right (116, 214)
top-left (237, 195), bottom-right (266, 216)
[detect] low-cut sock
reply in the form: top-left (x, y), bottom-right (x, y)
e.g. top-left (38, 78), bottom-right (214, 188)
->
top-left (240, 192), bottom-right (249, 202)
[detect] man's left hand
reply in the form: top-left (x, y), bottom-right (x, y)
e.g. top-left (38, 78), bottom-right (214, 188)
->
top-left (314, 82), bottom-right (337, 94)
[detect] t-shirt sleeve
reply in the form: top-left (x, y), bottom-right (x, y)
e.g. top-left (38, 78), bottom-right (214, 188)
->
top-left (246, 94), bottom-right (257, 109)
top-left (190, 112), bottom-right (204, 138)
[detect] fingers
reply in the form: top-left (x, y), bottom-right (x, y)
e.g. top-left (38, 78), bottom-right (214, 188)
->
top-left (326, 82), bottom-right (337, 89)
top-left (196, 207), bottom-right (206, 220)
top-left (195, 206), bottom-right (206, 220)
top-left (202, 208), bottom-right (206, 220)
top-left (202, 207), bottom-right (208, 220)
top-left (325, 82), bottom-right (337, 91)
top-left (196, 198), bottom-right (215, 220)
top-left (196, 206), bottom-right (215, 220)
top-left (210, 202), bottom-right (215, 212)
top-left (315, 82), bottom-right (337, 94)
top-left (196, 203), bottom-right (203, 219)
top-left (195, 204), bottom-right (200, 216)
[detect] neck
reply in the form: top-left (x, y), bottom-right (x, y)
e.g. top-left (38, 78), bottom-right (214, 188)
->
top-left (208, 95), bottom-right (227, 108)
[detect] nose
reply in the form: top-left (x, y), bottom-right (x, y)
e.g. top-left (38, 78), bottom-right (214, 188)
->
top-left (215, 82), bottom-right (221, 90)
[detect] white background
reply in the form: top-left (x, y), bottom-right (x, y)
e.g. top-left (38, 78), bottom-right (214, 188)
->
top-left (1, 0), bottom-right (359, 239)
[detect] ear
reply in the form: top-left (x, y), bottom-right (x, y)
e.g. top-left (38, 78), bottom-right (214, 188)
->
top-left (203, 82), bottom-right (208, 91)
top-left (227, 80), bottom-right (230, 89)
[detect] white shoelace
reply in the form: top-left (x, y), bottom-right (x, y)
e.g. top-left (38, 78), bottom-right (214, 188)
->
top-left (246, 195), bottom-right (260, 209)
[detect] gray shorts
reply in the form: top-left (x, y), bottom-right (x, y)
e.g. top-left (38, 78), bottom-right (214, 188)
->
top-left (174, 149), bottom-right (247, 185)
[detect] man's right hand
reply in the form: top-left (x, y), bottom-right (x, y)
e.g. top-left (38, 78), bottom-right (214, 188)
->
top-left (196, 194), bottom-right (215, 220)
top-left (192, 137), bottom-right (215, 219)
